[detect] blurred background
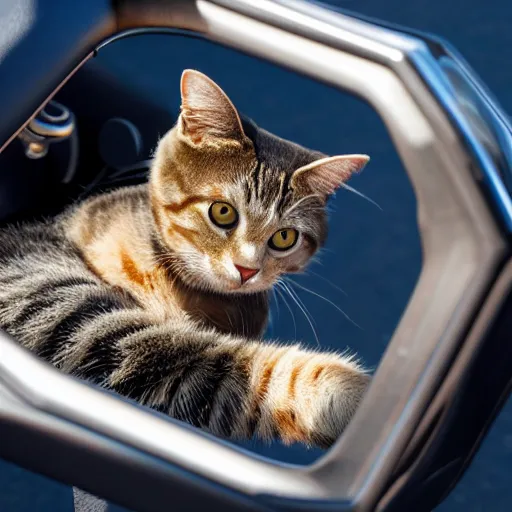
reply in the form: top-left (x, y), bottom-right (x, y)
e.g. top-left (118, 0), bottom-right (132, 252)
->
top-left (1, 0), bottom-right (512, 510)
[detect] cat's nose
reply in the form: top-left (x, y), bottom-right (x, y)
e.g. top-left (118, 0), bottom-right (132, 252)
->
top-left (234, 264), bottom-right (259, 284)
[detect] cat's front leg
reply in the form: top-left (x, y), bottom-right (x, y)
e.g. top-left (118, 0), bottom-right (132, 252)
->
top-left (107, 329), bottom-right (371, 447)
top-left (57, 309), bottom-right (369, 448)
top-left (246, 344), bottom-right (370, 447)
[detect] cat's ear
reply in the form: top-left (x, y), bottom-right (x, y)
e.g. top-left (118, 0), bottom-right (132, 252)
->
top-left (291, 154), bottom-right (370, 197)
top-left (179, 69), bottom-right (246, 146)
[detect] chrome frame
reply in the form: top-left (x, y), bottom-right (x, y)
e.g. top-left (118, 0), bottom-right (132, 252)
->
top-left (1, 0), bottom-right (511, 510)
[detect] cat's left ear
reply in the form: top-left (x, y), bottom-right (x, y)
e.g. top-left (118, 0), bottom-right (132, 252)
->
top-left (291, 154), bottom-right (370, 197)
top-left (179, 69), bottom-right (246, 146)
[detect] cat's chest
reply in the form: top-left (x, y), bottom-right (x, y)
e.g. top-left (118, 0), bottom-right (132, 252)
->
top-left (126, 276), bottom-right (268, 338)
top-left (135, 273), bottom-right (269, 338)
top-left (177, 290), bottom-right (269, 338)
top-left (86, 245), bottom-right (268, 337)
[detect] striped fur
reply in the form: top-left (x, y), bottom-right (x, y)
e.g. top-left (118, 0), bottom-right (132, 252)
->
top-left (0, 70), bottom-right (370, 448)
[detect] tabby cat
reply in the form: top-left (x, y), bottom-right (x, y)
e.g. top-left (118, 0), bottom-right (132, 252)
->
top-left (0, 70), bottom-right (370, 448)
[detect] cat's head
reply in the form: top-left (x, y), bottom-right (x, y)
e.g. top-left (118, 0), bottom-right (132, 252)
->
top-left (150, 69), bottom-right (369, 294)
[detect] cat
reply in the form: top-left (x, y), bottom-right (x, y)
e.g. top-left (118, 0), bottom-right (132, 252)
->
top-left (0, 69), bottom-right (370, 448)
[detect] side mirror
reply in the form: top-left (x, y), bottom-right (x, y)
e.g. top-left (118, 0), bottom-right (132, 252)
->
top-left (1, 1), bottom-right (511, 511)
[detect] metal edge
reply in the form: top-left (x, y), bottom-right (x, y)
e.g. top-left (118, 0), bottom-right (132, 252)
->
top-left (0, 384), bottom-right (270, 512)
top-left (0, 0), bottom-right (507, 509)
top-left (375, 255), bottom-right (512, 510)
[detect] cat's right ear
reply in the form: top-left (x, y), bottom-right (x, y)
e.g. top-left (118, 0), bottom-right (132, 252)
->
top-left (291, 154), bottom-right (370, 198)
top-left (179, 69), bottom-right (246, 146)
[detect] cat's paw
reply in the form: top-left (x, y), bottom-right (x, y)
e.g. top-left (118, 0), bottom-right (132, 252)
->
top-left (258, 349), bottom-right (370, 448)
top-left (306, 358), bottom-right (370, 448)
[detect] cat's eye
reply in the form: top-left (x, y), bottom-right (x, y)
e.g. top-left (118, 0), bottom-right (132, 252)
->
top-left (268, 229), bottom-right (298, 251)
top-left (208, 201), bottom-right (239, 229)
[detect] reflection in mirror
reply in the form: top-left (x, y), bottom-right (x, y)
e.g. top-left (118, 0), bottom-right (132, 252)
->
top-left (0, 34), bottom-right (421, 465)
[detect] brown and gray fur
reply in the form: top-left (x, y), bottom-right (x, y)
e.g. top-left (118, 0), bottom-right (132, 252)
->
top-left (0, 70), bottom-right (371, 448)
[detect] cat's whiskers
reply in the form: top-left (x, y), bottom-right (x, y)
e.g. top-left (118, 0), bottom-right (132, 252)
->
top-left (273, 283), bottom-right (297, 339)
top-left (339, 182), bottom-right (382, 210)
top-left (277, 279), bottom-right (320, 347)
top-left (236, 302), bottom-right (246, 336)
top-left (283, 281), bottom-right (321, 346)
top-left (284, 277), bottom-right (360, 329)
top-left (271, 287), bottom-right (280, 320)
top-left (300, 269), bottom-right (348, 297)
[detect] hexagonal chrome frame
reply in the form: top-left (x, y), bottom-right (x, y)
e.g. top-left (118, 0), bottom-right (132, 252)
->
top-left (0, 1), bottom-right (511, 511)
